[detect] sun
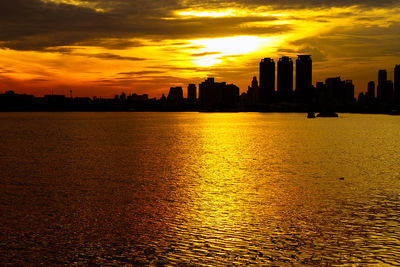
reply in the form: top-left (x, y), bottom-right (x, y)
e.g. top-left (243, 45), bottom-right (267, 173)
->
top-left (192, 36), bottom-right (262, 56)
top-left (190, 36), bottom-right (264, 67)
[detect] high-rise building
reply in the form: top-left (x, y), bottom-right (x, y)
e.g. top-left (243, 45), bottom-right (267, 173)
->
top-left (367, 81), bottom-right (375, 99)
top-left (377, 69), bottom-right (387, 102)
top-left (325, 77), bottom-right (342, 103)
top-left (247, 76), bottom-right (259, 106)
top-left (385, 80), bottom-right (394, 103)
top-left (296, 55), bottom-right (312, 104)
top-left (167, 87), bottom-right (183, 102)
top-left (187, 84), bottom-right (196, 102)
top-left (394, 65), bottom-right (400, 103)
top-left (277, 56), bottom-right (293, 102)
top-left (259, 58), bottom-right (275, 103)
top-left (344, 80), bottom-right (355, 103)
top-left (315, 81), bottom-right (326, 106)
top-left (199, 78), bottom-right (239, 108)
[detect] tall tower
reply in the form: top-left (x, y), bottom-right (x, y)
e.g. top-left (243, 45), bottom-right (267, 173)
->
top-left (277, 56), bottom-right (293, 102)
top-left (368, 81), bottom-right (375, 99)
top-left (394, 65), bottom-right (400, 104)
top-left (187, 84), bottom-right (196, 102)
top-left (377, 70), bottom-right (387, 102)
top-left (247, 76), bottom-right (259, 106)
top-left (259, 58), bottom-right (275, 103)
top-left (296, 55), bottom-right (312, 104)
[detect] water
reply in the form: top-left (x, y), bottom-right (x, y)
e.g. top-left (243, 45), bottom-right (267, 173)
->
top-left (0, 112), bottom-right (399, 265)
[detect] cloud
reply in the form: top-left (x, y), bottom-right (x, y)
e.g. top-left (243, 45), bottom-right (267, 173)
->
top-left (184, 0), bottom-right (398, 9)
top-left (8, 0), bottom-right (399, 51)
top-left (75, 53), bottom-right (146, 61)
top-left (191, 52), bottom-right (221, 57)
top-left (118, 71), bottom-right (166, 75)
top-left (0, 67), bottom-right (16, 74)
top-left (291, 22), bottom-right (400, 59)
top-left (75, 39), bottom-right (146, 49)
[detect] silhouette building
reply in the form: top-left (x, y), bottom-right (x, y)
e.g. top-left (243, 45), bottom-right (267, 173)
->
top-left (187, 84), bottom-right (197, 102)
top-left (247, 76), bottom-right (259, 106)
top-left (128, 93), bottom-right (148, 102)
top-left (277, 56), bottom-right (293, 102)
top-left (325, 77), bottom-right (342, 105)
top-left (377, 69), bottom-right (395, 103)
top-left (367, 81), bottom-right (375, 99)
top-left (259, 58), bottom-right (275, 103)
top-left (296, 55), bottom-right (312, 104)
top-left (377, 70), bottom-right (387, 102)
top-left (315, 81), bottom-right (326, 106)
top-left (385, 80), bottom-right (394, 103)
top-left (395, 65), bottom-right (400, 104)
top-left (199, 78), bottom-right (239, 108)
top-left (319, 77), bottom-right (355, 107)
top-left (344, 80), bottom-right (355, 103)
top-left (167, 87), bottom-right (183, 102)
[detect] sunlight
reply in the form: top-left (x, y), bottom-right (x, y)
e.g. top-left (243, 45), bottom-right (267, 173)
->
top-left (177, 10), bottom-right (235, 18)
top-left (189, 36), bottom-right (280, 67)
top-left (41, 0), bottom-right (105, 12)
top-left (193, 36), bottom-right (262, 55)
top-left (190, 36), bottom-right (263, 67)
top-left (193, 55), bottom-right (221, 67)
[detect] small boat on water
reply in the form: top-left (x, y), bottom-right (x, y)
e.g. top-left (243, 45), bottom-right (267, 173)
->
top-left (307, 112), bottom-right (316, 118)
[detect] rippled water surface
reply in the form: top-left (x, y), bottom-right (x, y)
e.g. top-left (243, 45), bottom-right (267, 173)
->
top-left (1, 112), bottom-right (400, 265)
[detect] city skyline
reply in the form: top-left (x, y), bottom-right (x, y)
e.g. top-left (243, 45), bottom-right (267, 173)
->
top-left (2, 54), bottom-right (400, 102)
top-left (2, 61), bottom-right (399, 114)
top-left (1, 0), bottom-right (400, 98)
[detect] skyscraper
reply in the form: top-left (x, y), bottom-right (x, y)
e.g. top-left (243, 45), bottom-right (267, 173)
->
top-left (344, 80), bottom-right (355, 104)
top-left (296, 55), bottom-right (312, 104)
top-left (247, 76), bottom-right (259, 106)
top-left (394, 65), bottom-right (400, 104)
top-left (259, 58), bottom-right (275, 103)
top-left (187, 84), bottom-right (196, 102)
top-left (199, 78), bottom-right (239, 108)
top-left (167, 87), bottom-right (183, 102)
top-left (385, 80), bottom-right (394, 103)
top-left (367, 81), bottom-right (375, 99)
top-left (377, 69), bottom-right (387, 102)
top-left (277, 56), bottom-right (293, 102)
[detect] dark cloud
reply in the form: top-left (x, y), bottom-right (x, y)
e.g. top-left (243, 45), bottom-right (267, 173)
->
top-left (0, 0), bottom-right (398, 51)
top-left (291, 22), bottom-right (400, 59)
top-left (189, 0), bottom-right (398, 9)
top-left (75, 39), bottom-right (146, 49)
top-left (75, 53), bottom-right (146, 61)
top-left (0, 0), bottom-right (288, 50)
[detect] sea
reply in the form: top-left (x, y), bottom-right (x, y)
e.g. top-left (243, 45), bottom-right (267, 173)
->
top-left (0, 112), bottom-right (399, 265)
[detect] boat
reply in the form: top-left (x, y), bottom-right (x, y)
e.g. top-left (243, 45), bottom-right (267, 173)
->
top-left (307, 112), bottom-right (316, 118)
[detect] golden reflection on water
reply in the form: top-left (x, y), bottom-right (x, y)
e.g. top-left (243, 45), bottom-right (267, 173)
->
top-left (152, 113), bottom-right (400, 265)
top-left (167, 114), bottom-right (302, 264)
top-left (1, 113), bottom-right (400, 265)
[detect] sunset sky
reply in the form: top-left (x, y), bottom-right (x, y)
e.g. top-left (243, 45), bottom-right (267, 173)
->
top-left (1, 0), bottom-right (400, 98)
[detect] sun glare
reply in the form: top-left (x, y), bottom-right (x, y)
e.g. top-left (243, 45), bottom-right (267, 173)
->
top-left (177, 10), bottom-right (234, 18)
top-left (189, 36), bottom-right (282, 67)
top-left (190, 36), bottom-right (264, 67)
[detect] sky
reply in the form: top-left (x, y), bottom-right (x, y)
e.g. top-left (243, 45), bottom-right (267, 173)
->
top-left (0, 0), bottom-right (400, 98)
